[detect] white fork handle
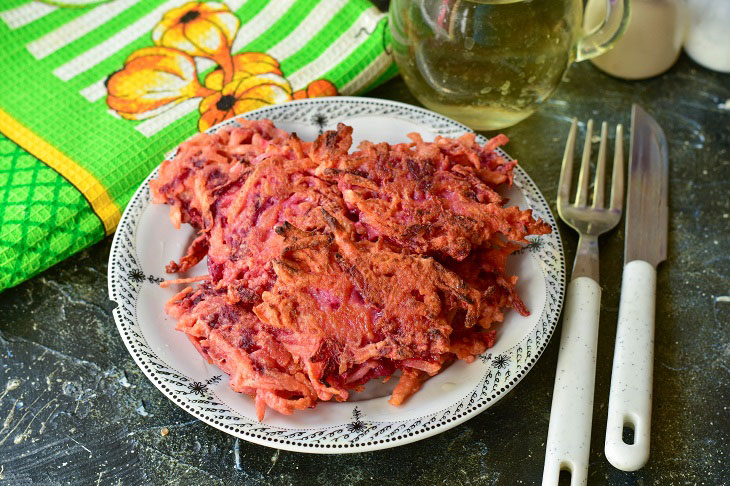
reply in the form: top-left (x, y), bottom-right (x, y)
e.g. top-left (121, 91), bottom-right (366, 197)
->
top-left (543, 277), bottom-right (601, 486)
top-left (605, 260), bottom-right (656, 471)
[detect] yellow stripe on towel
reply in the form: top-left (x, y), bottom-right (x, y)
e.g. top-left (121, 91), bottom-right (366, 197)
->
top-left (0, 108), bottom-right (121, 234)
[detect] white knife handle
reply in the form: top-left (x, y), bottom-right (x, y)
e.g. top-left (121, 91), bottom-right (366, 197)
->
top-left (543, 277), bottom-right (601, 486)
top-left (605, 259), bottom-right (656, 471)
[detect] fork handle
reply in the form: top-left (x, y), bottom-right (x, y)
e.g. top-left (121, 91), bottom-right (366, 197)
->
top-left (605, 260), bottom-right (656, 471)
top-left (543, 277), bottom-right (601, 486)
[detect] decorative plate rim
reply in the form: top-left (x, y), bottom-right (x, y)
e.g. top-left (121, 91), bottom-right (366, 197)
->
top-left (108, 96), bottom-right (566, 454)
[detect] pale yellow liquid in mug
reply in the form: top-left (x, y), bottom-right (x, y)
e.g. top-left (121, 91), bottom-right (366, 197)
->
top-left (390, 0), bottom-right (582, 130)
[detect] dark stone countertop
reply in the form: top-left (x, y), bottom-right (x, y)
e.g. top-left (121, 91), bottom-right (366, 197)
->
top-left (1, 54), bottom-right (728, 485)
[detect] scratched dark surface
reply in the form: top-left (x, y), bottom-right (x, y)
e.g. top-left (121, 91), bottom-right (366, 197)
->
top-left (1, 38), bottom-right (729, 486)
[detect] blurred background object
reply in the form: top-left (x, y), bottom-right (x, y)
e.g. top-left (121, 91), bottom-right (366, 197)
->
top-left (683, 0), bottom-right (730, 73)
top-left (585, 0), bottom-right (685, 80)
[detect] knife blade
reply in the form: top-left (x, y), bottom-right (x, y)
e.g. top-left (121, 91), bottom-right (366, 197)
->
top-left (605, 104), bottom-right (668, 472)
top-left (624, 104), bottom-right (669, 266)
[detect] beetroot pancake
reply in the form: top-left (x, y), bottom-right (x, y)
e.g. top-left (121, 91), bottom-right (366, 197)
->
top-left (151, 119), bottom-right (550, 420)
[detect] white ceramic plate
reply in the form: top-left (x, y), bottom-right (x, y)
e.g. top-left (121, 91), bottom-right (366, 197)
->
top-left (108, 97), bottom-right (565, 454)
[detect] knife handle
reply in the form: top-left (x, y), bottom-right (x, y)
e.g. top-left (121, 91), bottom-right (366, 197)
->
top-left (543, 277), bottom-right (601, 486)
top-left (605, 260), bottom-right (656, 471)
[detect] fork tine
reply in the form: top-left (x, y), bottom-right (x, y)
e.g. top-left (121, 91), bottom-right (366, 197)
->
top-left (575, 119), bottom-right (593, 206)
top-left (558, 118), bottom-right (578, 210)
top-left (592, 122), bottom-right (608, 208)
top-left (610, 124), bottom-right (624, 211)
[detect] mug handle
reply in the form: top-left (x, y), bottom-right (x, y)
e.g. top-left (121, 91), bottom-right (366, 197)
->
top-left (577, 0), bottom-right (631, 61)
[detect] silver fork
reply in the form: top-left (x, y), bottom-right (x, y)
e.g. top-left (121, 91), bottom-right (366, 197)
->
top-left (542, 119), bottom-right (624, 486)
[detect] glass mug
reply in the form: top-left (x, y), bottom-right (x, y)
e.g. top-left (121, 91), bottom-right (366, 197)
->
top-left (389, 0), bottom-right (630, 130)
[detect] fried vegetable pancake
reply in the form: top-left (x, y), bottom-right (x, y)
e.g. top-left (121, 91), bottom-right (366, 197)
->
top-left (152, 119), bottom-right (550, 420)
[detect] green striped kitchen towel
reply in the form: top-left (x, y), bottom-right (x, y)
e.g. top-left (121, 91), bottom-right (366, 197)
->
top-left (0, 0), bottom-right (397, 292)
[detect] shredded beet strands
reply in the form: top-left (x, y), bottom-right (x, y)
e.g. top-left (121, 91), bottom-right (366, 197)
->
top-left (315, 125), bottom-right (550, 261)
top-left (152, 119), bottom-right (551, 420)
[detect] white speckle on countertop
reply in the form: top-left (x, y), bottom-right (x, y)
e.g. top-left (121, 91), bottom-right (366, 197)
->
top-left (135, 400), bottom-right (149, 417)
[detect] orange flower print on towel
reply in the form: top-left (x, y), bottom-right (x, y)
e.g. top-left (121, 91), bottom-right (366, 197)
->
top-left (106, 1), bottom-right (338, 132)
top-left (292, 79), bottom-right (338, 100)
top-left (199, 73), bottom-right (293, 131)
top-left (107, 47), bottom-right (214, 120)
top-left (204, 53), bottom-right (282, 91)
top-left (153, 1), bottom-right (238, 84)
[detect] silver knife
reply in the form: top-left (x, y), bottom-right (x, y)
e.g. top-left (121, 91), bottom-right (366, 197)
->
top-left (605, 104), bottom-right (668, 471)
